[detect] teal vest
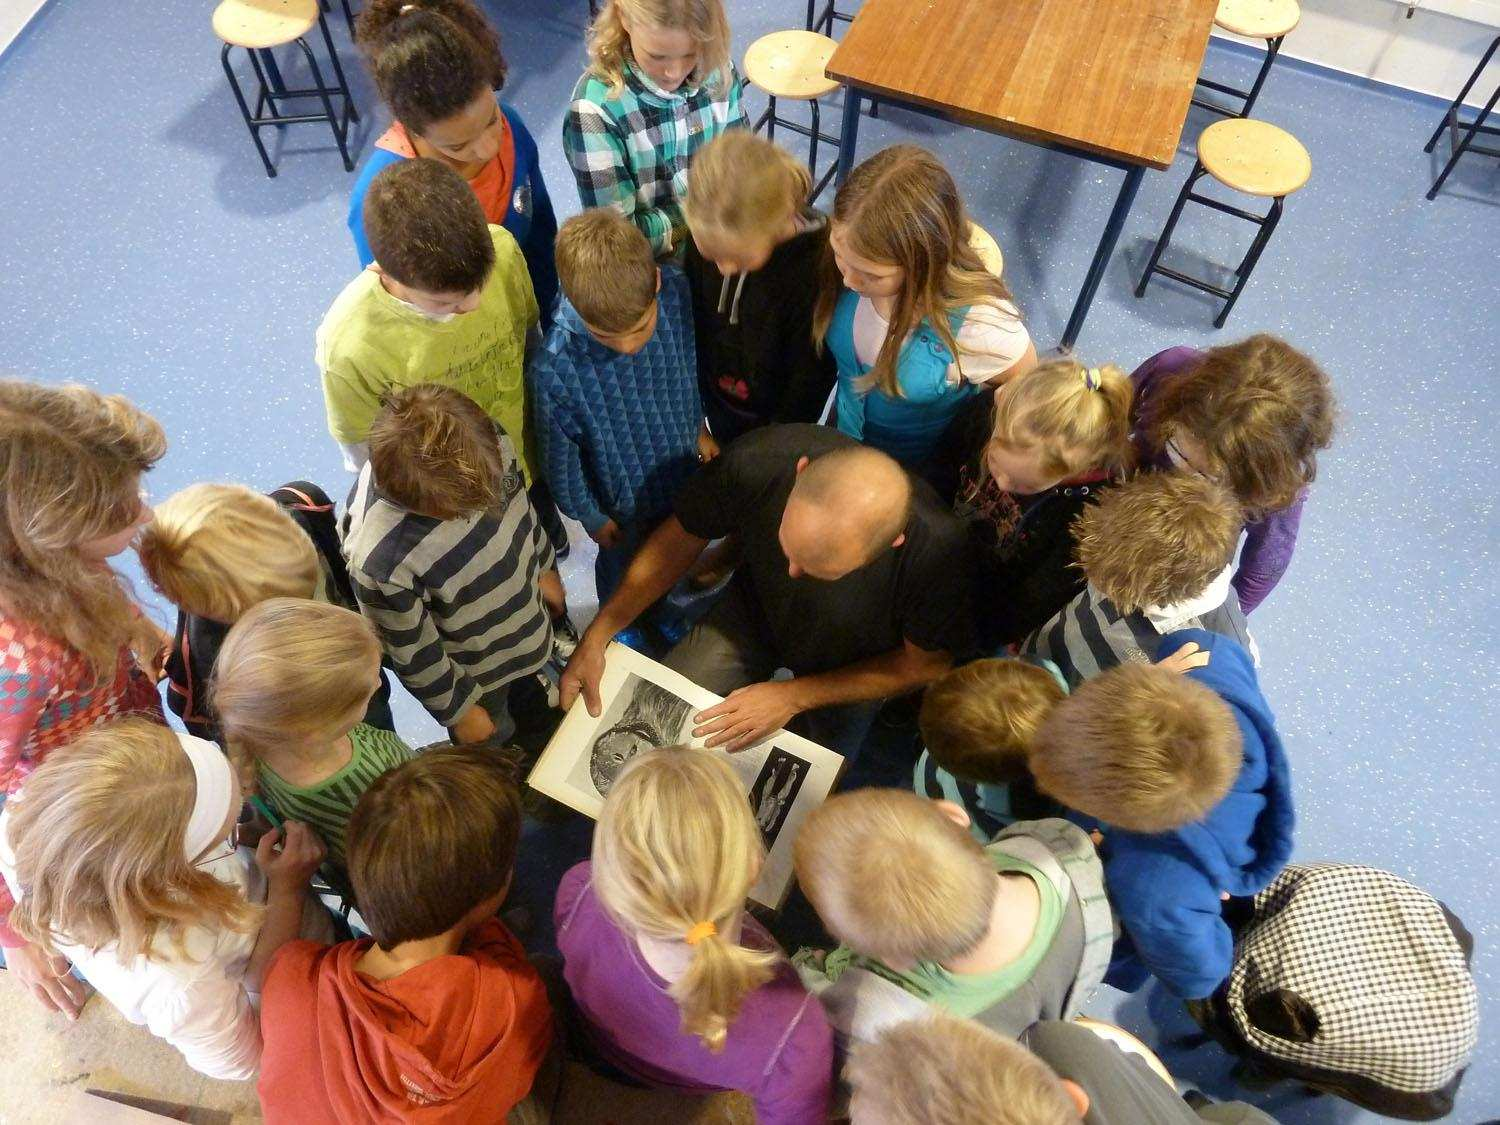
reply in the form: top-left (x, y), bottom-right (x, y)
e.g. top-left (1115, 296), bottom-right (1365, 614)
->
top-left (826, 289), bottom-right (979, 466)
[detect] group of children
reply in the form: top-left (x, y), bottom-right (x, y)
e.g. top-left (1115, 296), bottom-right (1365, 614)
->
top-left (0, 0), bottom-right (1342, 1120)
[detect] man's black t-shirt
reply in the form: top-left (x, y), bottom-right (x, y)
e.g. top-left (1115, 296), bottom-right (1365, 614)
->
top-left (673, 424), bottom-right (977, 676)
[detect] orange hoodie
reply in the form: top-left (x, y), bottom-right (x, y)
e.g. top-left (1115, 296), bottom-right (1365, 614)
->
top-left (258, 919), bottom-right (552, 1123)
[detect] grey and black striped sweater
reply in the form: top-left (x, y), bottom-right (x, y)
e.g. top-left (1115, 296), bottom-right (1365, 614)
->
top-left (343, 439), bottom-right (555, 727)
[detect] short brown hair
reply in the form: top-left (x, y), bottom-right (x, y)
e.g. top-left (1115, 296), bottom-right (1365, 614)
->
top-left (1029, 663), bottom-right (1241, 833)
top-left (554, 208), bottom-right (657, 333)
top-left (793, 789), bottom-right (995, 965)
top-left (1146, 334), bottom-right (1335, 517)
top-left (919, 659), bottom-right (1066, 785)
top-left (347, 743), bottom-right (522, 949)
top-left (848, 1015), bottom-right (1079, 1125)
top-left (363, 158), bottom-right (495, 293)
top-left (368, 384), bottom-right (508, 519)
top-left (1073, 470), bottom-right (1241, 612)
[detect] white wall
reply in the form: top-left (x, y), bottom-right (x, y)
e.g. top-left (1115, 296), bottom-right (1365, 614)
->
top-left (1213, 0), bottom-right (1500, 108)
top-left (0, 0), bottom-right (49, 57)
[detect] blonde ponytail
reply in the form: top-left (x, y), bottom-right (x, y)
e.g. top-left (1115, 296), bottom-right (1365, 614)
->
top-left (593, 746), bottom-right (778, 1052)
top-left (986, 357), bottom-right (1135, 483)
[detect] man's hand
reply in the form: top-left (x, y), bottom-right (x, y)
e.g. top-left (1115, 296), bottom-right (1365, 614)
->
top-left (451, 704), bottom-right (497, 744)
top-left (539, 569), bottom-right (567, 620)
top-left (559, 635), bottom-right (607, 716)
top-left (590, 519), bottom-right (623, 550)
top-left (696, 425), bottom-right (720, 464)
top-left (7, 941), bottom-right (87, 1020)
top-left (1156, 641), bottom-right (1210, 675)
top-left (692, 680), bottom-right (803, 752)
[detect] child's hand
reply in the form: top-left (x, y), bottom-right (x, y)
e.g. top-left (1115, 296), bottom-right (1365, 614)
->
top-left (1156, 641), bottom-right (1210, 675)
top-left (452, 704), bottom-right (497, 744)
top-left (255, 821), bottom-right (325, 891)
top-left (539, 569), bottom-right (567, 620)
top-left (697, 426), bottom-right (720, 464)
top-left (590, 520), bottom-right (622, 550)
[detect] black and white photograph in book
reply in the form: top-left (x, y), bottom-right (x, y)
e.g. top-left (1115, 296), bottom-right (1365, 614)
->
top-left (586, 674), bottom-right (694, 797)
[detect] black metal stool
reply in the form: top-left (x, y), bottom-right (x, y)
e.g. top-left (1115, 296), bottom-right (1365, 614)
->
top-left (214, 0), bottom-right (359, 179)
top-left (1423, 34), bottom-right (1500, 201)
top-left (805, 0), bottom-right (857, 37)
top-left (1193, 0), bottom-right (1300, 119)
top-left (1136, 118), bottom-right (1310, 327)
top-left (744, 30), bottom-right (842, 203)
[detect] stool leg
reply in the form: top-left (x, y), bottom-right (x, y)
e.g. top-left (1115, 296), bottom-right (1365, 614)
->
top-left (1136, 163), bottom-right (1205, 297)
top-left (315, 12), bottom-right (359, 125)
top-left (1216, 197), bottom-right (1283, 327)
top-left (340, 0), bottom-right (356, 37)
top-left (1426, 79), bottom-right (1500, 199)
top-left (753, 103), bottom-right (773, 133)
top-left (1238, 35), bottom-right (1283, 118)
top-left (295, 37), bottom-right (355, 172)
top-left (808, 98), bottom-right (821, 180)
top-left (222, 45), bottom-right (277, 178)
top-left (1426, 35), bottom-right (1499, 152)
top-left (805, 0), bottom-right (816, 30)
top-left (766, 95), bottom-right (777, 141)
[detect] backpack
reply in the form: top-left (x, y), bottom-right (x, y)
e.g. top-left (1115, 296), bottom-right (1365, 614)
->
top-left (1192, 862), bottom-right (1478, 1120)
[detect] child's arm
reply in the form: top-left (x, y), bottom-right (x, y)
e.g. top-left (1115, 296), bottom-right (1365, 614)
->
top-left (1110, 847), bottom-right (1234, 1001)
top-left (833, 369), bottom-right (867, 441)
top-left (533, 386), bottom-right (612, 541)
top-left (316, 335), bottom-right (382, 458)
top-left (508, 109), bottom-right (560, 320)
top-left (564, 98), bottom-right (677, 256)
top-left (1232, 495), bottom-right (1304, 614)
top-left (244, 822), bottom-right (325, 991)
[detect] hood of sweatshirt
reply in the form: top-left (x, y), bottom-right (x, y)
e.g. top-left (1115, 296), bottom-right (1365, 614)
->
top-left (302, 920), bottom-right (552, 1122)
top-left (1150, 628), bottom-right (1295, 897)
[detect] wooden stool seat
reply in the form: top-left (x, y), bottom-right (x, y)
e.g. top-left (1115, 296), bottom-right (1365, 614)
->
top-left (212, 0), bottom-right (317, 50)
top-left (1198, 118), bottom-right (1310, 197)
top-left (1214, 0), bottom-right (1300, 41)
top-left (966, 220), bottom-right (1005, 278)
top-left (744, 30), bottom-right (839, 100)
top-left (1073, 1018), bottom-right (1175, 1088)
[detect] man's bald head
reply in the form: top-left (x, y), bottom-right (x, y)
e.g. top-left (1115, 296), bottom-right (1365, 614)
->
top-left (780, 446), bottom-right (914, 580)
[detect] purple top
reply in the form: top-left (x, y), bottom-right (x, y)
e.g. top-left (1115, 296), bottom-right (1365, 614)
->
top-left (1130, 346), bottom-right (1306, 615)
top-left (554, 861), bottom-right (833, 1125)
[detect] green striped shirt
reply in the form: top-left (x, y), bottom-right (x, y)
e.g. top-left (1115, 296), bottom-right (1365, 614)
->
top-left (257, 724), bottom-right (415, 871)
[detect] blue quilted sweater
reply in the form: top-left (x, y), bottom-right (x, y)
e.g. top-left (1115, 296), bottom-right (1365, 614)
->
top-left (530, 267), bottom-right (702, 534)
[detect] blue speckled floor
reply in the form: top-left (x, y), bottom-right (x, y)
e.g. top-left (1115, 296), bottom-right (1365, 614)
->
top-left (1, 1), bottom-right (1496, 1120)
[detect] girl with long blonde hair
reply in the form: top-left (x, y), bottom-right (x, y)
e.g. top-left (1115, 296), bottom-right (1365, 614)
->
top-left (684, 131), bottom-right (837, 444)
top-left (564, 0), bottom-right (745, 258)
top-left (0, 380), bottom-right (170, 1016)
top-left (814, 145), bottom-right (1039, 470)
top-left (555, 746), bottom-right (833, 1123)
top-left (936, 357), bottom-right (1135, 648)
top-left (0, 719), bottom-right (328, 1078)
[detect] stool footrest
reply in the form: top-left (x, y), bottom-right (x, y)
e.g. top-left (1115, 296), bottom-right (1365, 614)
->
top-left (1184, 191), bottom-right (1272, 224)
top-left (1150, 264), bottom-right (1235, 300)
top-left (1443, 107), bottom-right (1500, 159)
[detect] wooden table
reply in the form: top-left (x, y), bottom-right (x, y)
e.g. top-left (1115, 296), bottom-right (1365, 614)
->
top-left (827, 0), bottom-right (1218, 348)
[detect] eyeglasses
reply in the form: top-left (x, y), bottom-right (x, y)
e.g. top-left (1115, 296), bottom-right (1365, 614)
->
top-left (1164, 436), bottom-right (1214, 480)
top-left (192, 822), bottom-right (241, 868)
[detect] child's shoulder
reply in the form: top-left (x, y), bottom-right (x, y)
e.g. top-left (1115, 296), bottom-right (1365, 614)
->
top-left (317, 271), bottom-right (386, 351)
top-left (569, 69), bottom-right (616, 109)
top-left (486, 223), bottom-right (527, 270)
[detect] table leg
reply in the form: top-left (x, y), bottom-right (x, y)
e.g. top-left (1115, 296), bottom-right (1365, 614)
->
top-left (1060, 164), bottom-right (1144, 350)
top-left (835, 87), bottom-right (862, 186)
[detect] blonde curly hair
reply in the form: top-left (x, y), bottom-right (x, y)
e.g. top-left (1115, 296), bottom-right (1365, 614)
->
top-left (587, 0), bottom-right (732, 96)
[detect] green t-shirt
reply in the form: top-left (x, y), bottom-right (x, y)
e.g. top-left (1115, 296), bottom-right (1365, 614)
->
top-left (256, 724), bottom-right (416, 871)
top-left (316, 225), bottom-right (541, 481)
top-left (809, 847), bottom-right (1063, 1018)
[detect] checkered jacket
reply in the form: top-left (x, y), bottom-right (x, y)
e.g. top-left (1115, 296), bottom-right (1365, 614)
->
top-left (563, 59), bottom-right (746, 256)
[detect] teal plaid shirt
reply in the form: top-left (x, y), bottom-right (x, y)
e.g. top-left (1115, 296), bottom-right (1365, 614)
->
top-left (564, 58), bottom-right (746, 257)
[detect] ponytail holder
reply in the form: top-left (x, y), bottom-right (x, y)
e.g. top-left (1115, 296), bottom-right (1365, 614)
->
top-left (685, 921), bottom-right (718, 946)
top-left (398, 3), bottom-right (417, 12)
top-left (1081, 367), bottom-right (1101, 391)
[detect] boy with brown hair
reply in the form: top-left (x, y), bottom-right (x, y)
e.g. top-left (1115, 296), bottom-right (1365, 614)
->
top-left (791, 789), bottom-right (1112, 1047)
top-left (1022, 469), bottom-right (1255, 687)
top-left (1029, 628), bottom-right (1295, 1002)
top-left (257, 744), bottom-right (556, 1122)
top-left (343, 384), bottom-right (565, 745)
top-left (529, 206), bottom-right (707, 617)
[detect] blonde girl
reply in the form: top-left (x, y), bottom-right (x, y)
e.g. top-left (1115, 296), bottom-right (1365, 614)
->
top-left (564, 0), bottom-right (745, 258)
top-left (0, 380), bottom-right (169, 1016)
top-left (814, 145), bottom-right (1040, 469)
top-left (684, 131), bottom-right (837, 444)
top-left (936, 357), bottom-right (1133, 649)
top-left (0, 719), bottom-right (327, 1078)
top-left (138, 481), bottom-right (394, 741)
top-left (212, 598), bottom-right (413, 873)
top-left (555, 746), bottom-right (833, 1125)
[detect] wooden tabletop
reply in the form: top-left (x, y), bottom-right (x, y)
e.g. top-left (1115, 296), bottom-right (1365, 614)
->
top-left (826, 0), bottom-right (1219, 170)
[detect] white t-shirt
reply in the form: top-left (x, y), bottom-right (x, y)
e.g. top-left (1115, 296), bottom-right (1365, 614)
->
top-left (850, 297), bottom-right (1031, 388)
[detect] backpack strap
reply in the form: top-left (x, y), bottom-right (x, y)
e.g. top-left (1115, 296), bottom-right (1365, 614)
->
top-left (992, 818), bottom-right (1116, 1019)
top-left (270, 480), bottom-right (358, 609)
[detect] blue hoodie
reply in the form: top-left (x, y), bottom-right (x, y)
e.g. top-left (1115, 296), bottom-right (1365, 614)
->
top-left (1089, 629), bottom-right (1295, 1000)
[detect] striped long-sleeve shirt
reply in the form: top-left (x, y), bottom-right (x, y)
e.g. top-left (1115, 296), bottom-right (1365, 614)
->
top-left (343, 435), bottom-right (555, 727)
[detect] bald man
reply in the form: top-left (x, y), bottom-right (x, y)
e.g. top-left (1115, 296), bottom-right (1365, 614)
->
top-left (561, 424), bottom-right (976, 759)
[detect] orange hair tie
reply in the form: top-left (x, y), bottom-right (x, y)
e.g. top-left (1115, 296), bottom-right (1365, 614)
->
top-left (684, 921), bottom-right (718, 946)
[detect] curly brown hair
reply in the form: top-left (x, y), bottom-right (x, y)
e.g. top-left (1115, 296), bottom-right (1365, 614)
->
top-left (1146, 334), bottom-right (1334, 517)
top-left (1073, 470), bottom-right (1242, 612)
top-left (368, 384), bottom-right (508, 520)
top-left (357, 0), bottom-right (506, 133)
